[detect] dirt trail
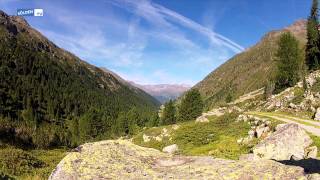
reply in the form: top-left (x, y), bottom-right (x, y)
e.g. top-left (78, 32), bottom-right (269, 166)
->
top-left (249, 112), bottom-right (320, 136)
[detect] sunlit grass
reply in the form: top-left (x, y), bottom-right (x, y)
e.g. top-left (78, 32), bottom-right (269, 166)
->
top-left (133, 113), bottom-right (255, 160)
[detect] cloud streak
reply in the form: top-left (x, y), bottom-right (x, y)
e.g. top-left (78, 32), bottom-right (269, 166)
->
top-left (18, 0), bottom-right (242, 85)
top-left (108, 0), bottom-right (244, 53)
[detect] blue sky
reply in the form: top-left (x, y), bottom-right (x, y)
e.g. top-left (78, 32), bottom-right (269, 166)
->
top-left (0, 0), bottom-right (312, 85)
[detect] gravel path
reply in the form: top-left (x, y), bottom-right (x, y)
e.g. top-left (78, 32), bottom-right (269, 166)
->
top-left (250, 112), bottom-right (320, 136)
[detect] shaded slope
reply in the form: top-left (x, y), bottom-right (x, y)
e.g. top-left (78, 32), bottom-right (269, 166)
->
top-left (0, 10), bottom-right (159, 147)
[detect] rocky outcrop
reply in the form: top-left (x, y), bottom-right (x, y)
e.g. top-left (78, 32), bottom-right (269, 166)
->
top-left (49, 140), bottom-right (310, 180)
top-left (262, 70), bottom-right (320, 112)
top-left (236, 114), bottom-right (272, 144)
top-left (253, 124), bottom-right (315, 161)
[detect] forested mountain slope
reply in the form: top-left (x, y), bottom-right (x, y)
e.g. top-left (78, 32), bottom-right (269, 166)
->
top-left (0, 10), bottom-right (159, 148)
top-left (194, 20), bottom-right (307, 108)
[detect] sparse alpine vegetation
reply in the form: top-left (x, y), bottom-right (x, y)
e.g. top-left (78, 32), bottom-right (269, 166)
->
top-left (194, 19), bottom-right (307, 109)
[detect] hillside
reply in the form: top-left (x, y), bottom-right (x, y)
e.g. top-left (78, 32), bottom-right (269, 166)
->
top-left (0, 10), bottom-right (159, 148)
top-left (130, 82), bottom-right (191, 104)
top-left (194, 20), bottom-right (307, 108)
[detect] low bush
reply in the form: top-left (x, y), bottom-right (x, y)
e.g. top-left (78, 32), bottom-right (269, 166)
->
top-left (291, 87), bottom-right (305, 104)
top-left (0, 171), bottom-right (15, 180)
top-left (310, 134), bottom-right (320, 157)
top-left (0, 148), bottom-right (45, 176)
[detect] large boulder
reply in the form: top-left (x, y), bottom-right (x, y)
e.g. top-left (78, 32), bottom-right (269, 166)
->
top-left (49, 140), bottom-right (308, 180)
top-left (314, 107), bottom-right (320, 121)
top-left (253, 124), bottom-right (314, 161)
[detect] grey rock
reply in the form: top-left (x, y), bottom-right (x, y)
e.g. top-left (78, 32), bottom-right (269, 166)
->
top-left (253, 124), bottom-right (313, 161)
top-left (314, 107), bottom-right (320, 121)
top-left (162, 144), bottom-right (179, 154)
top-left (196, 116), bottom-right (209, 123)
top-left (239, 154), bottom-right (254, 161)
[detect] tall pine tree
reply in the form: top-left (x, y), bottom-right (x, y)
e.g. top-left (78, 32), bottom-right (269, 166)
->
top-left (275, 32), bottom-right (304, 92)
top-left (160, 100), bottom-right (176, 125)
top-left (178, 89), bottom-right (203, 122)
top-left (306, 0), bottom-right (320, 70)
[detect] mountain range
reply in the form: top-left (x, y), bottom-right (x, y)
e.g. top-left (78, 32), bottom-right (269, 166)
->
top-left (100, 68), bottom-right (190, 104)
top-left (129, 82), bottom-right (191, 104)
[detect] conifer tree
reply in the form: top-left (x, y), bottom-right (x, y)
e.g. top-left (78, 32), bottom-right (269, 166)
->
top-left (161, 100), bottom-right (176, 125)
top-left (178, 89), bottom-right (203, 122)
top-left (147, 112), bottom-right (160, 127)
top-left (275, 32), bottom-right (303, 92)
top-left (306, 0), bottom-right (320, 70)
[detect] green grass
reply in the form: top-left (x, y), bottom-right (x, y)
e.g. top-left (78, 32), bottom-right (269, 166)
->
top-left (309, 134), bottom-right (320, 158)
top-left (0, 145), bottom-right (67, 180)
top-left (291, 87), bottom-right (305, 104)
top-left (133, 113), bottom-right (255, 160)
top-left (274, 110), bottom-right (314, 120)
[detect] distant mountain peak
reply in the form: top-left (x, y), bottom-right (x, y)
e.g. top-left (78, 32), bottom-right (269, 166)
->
top-left (129, 82), bottom-right (191, 104)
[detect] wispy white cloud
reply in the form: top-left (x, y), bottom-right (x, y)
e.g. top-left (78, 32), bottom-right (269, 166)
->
top-left (35, 3), bottom-right (146, 67)
top-left (26, 0), bottom-right (242, 85)
top-left (116, 69), bottom-right (197, 85)
top-left (109, 0), bottom-right (244, 53)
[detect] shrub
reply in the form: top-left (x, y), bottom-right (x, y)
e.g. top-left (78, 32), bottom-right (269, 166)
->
top-left (0, 171), bottom-right (15, 180)
top-left (0, 148), bottom-right (45, 176)
top-left (291, 88), bottom-right (305, 104)
top-left (32, 124), bottom-right (61, 149)
top-left (173, 123), bottom-right (218, 147)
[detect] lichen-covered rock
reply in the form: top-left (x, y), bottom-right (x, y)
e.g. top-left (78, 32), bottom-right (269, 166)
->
top-left (256, 126), bottom-right (270, 138)
top-left (314, 107), bottom-right (320, 121)
top-left (275, 123), bottom-right (287, 131)
top-left (162, 144), bottom-right (178, 154)
top-left (49, 140), bottom-right (310, 180)
top-left (196, 116), bottom-right (209, 123)
top-left (253, 124), bottom-right (314, 161)
top-left (172, 124), bottom-right (180, 130)
top-left (239, 153), bottom-right (254, 161)
top-left (305, 146), bottom-right (318, 159)
top-left (142, 134), bottom-right (150, 142)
